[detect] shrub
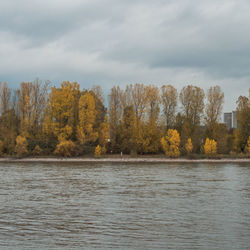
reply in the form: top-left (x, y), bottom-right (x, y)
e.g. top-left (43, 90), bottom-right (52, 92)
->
top-left (33, 145), bottom-right (43, 156)
top-left (94, 145), bottom-right (101, 158)
top-left (54, 140), bottom-right (76, 157)
top-left (204, 138), bottom-right (217, 156)
top-left (185, 138), bottom-right (193, 154)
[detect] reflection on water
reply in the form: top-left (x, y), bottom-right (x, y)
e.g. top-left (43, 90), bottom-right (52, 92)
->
top-left (0, 163), bottom-right (249, 249)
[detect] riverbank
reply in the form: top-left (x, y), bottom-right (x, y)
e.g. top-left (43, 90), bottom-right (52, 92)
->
top-left (0, 157), bottom-right (249, 163)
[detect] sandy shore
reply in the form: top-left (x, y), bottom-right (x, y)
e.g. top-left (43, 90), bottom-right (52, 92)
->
top-left (0, 157), bottom-right (249, 163)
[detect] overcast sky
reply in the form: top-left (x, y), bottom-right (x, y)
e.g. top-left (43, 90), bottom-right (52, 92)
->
top-left (0, 0), bottom-right (249, 111)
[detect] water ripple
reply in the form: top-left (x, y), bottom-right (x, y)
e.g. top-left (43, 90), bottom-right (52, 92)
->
top-left (0, 162), bottom-right (249, 249)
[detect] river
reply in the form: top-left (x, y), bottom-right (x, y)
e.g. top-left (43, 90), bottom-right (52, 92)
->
top-left (0, 162), bottom-right (249, 249)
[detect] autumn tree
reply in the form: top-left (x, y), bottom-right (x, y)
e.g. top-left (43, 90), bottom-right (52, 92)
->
top-left (180, 85), bottom-right (205, 127)
top-left (108, 86), bottom-right (124, 152)
top-left (204, 138), bottom-right (217, 156)
top-left (98, 116), bottom-right (109, 153)
top-left (17, 79), bottom-right (50, 138)
top-left (185, 138), bottom-right (193, 154)
top-left (137, 85), bottom-right (161, 153)
top-left (125, 83), bottom-right (148, 121)
top-left (0, 82), bottom-right (11, 115)
top-left (44, 81), bottom-right (80, 141)
top-left (213, 123), bottom-right (229, 154)
top-left (161, 129), bottom-right (180, 157)
top-left (128, 84), bottom-right (161, 154)
top-left (15, 135), bottom-right (28, 157)
top-left (0, 140), bottom-right (3, 156)
top-left (205, 86), bottom-right (224, 138)
top-left (77, 92), bottom-right (98, 145)
top-left (245, 136), bottom-right (250, 155)
top-left (146, 85), bottom-right (160, 121)
top-left (90, 87), bottom-right (107, 132)
top-left (91, 85), bottom-right (104, 104)
top-left (234, 94), bottom-right (250, 152)
top-left (17, 82), bottom-right (33, 137)
top-left (161, 85), bottom-right (177, 129)
top-left (120, 105), bottom-right (137, 154)
top-left (179, 85), bottom-right (205, 152)
top-left (0, 82), bottom-right (18, 154)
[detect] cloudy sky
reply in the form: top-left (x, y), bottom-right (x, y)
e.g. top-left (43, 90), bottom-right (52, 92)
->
top-left (0, 0), bottom-right (249, 111)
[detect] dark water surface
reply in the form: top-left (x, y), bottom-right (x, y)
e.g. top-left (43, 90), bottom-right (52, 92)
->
top-left (0, 162), bottom-right (249, 249)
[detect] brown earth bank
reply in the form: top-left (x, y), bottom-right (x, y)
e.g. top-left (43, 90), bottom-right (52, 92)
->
top-left (0, 156), bottom-right (249, 163)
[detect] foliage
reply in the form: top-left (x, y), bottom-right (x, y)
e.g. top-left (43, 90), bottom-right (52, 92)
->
top-left (54, 139), bottom-right (76, 157)
top-left (161, 85), bottom-right (177, 129)
top-left (45, 81), bottom-right (80, 140)
top-left (213, 123), bottom-right (228, 154)
top-left (98, 117), bottom-right (109, 152)
top-left (0, 109), bottom-right (18, 154)
top-left (108, 86), bottom-right (123, 151)
top-left (120, 105), bottom-right (137, 154)
top-left (179, 85), bottom-right (205, 152)
top-left (17, 79), bottom-right (49, 138)
top-left (140, 120), bottom-right (161, 154)
top-left (15, 136), bottom-right (28, 157)
top-left (185, 138), bottom-right (193, 154)
top-left (234, 94), bottom-right (250, 152)
top-left (0, 81), bottom-right (248, 158)
top-left (33, 145), bottom-right (43, 156)
top-left (161, 129), bottom-right (180, 157)
top-left (245, 136), bottom-right (250, 155)
top-left (146, 85), bottom-right (160, 121)
top-left (205, 86), bottom-right (224, 139)
top-left (179, 85), bottom-right (205, 127)
top-left (94, 145), bottom-right (102, 158)
top-left (204, 138), bottom-right (217, 156)
top-left (77, 92), bottom-right (98, 144)
top-left (0, 140), bottom-right (3, 156)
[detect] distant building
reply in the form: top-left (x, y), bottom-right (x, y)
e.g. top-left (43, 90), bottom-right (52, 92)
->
top-left (232, 111), bottom-right (237, 128)
top-left (224, 112), bottom-right (232, 129)
top-left (223, 111), bottom-right (237, 129)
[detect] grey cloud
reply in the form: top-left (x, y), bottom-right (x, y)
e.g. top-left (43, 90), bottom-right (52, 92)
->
top-left (0, 0), bottom-right (249, 112)
top-left (100, 0), bottom-right (250, 78)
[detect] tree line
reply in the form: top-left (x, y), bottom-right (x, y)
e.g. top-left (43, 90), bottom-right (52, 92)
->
top-left (0, 80), bottom-right (249, 157)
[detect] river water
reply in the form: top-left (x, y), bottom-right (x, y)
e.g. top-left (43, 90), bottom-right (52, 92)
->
top-left (0, 162), bottom-right (249, 249)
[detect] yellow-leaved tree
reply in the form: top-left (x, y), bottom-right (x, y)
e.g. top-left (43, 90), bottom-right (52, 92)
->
top-left (204, 138), bottom-right (217, 156)
top-left (94, 145), bottom-right (102, 158)
top-left (15, 136), bottom-right (28, 157)
top-left (141, 85), bottom-right (161, 154)
top-left (161, 129), bottom-right (180, 157)
top-left (77, 93), bottom-right (98, 145)
top-left (54, 139), bottom-right (76, 157)
top-left (43, 81), bottom-right (80, 141)
top-left (185, 138), bottom-right (193, 154)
